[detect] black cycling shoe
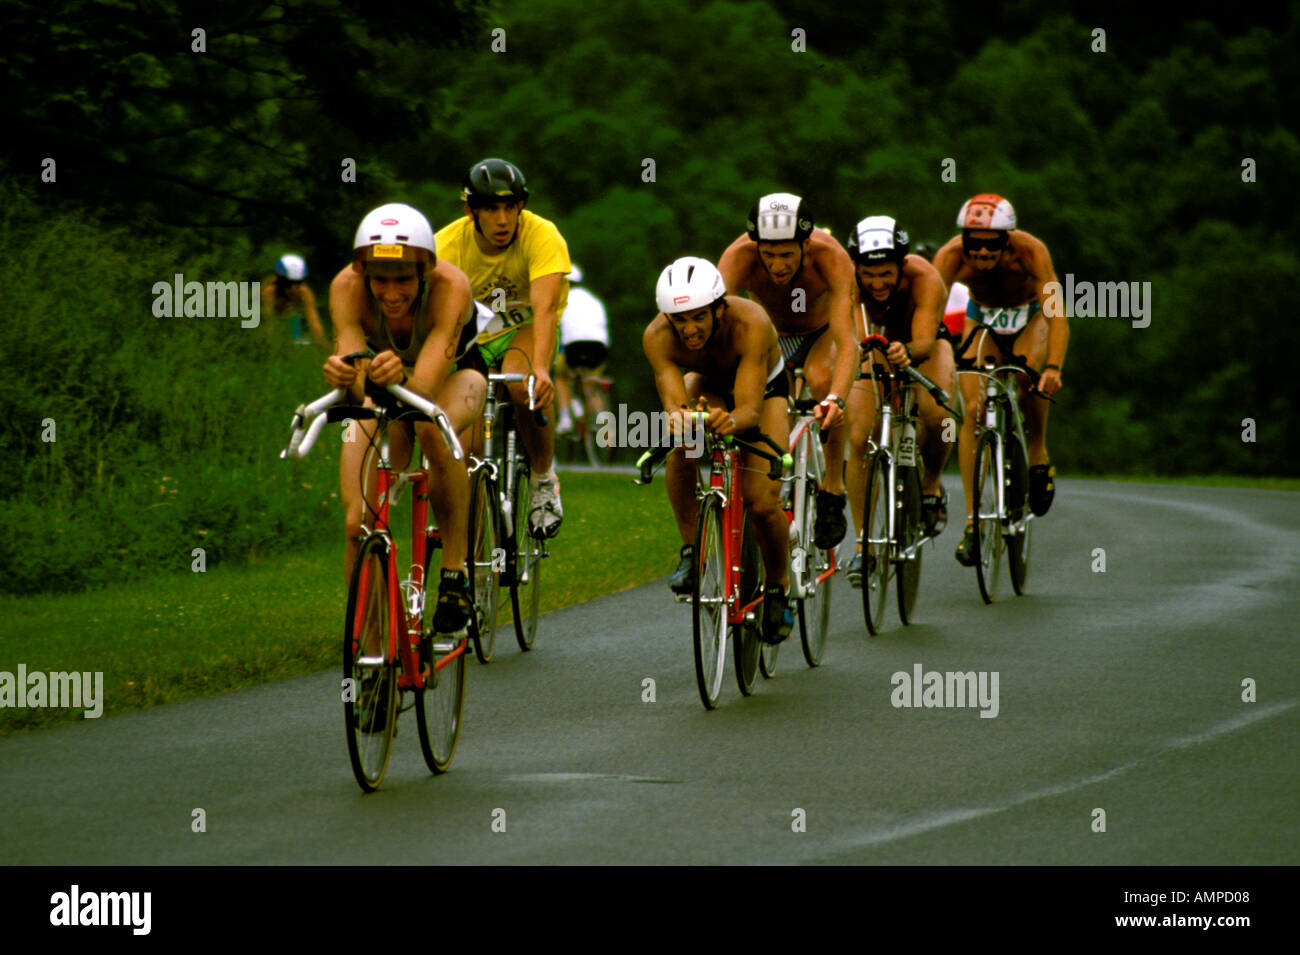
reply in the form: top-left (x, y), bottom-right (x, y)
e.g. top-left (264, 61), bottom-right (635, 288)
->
top-left (845, 551), bottom-right (863, 588)
top-left (922, 487), bottom-right (949, 537)
top-left (813, 490), bottom-right (847, 549)
top-left (760, 584), bottom-right (794, 645)
top-left (1029, 463), bottom-right (1056, 517)
top-left (669, 545), bottom-right (695, 595)
top-left (954, 522), bottom-right (977, 567)
top-left (431, 569), bottom-right (471, 634)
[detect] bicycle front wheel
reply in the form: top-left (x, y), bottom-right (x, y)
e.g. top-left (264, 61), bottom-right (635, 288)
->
top-left (343, 534), bottom-right (398, 792)
top-left (416, 530), bottom-right (466, 774)
top-left (735, 515), bottom-right (763, 696)
top-left (973, 430), bottom-right (1004, 603)
top-left (798, 478), bottom-right (833, 666)
top-left (896, 464), bottom-right (923, 624)
top-left (692, 498), bottom-right (728, 709)
top-left (510, 462), bottom-right (543, 650)
top-left (468, 470), bottom-right (500, 663)
top-left (862, 449), bottom-right (892, 635)
top-left (1005, 433), bottom-right (1031, 595)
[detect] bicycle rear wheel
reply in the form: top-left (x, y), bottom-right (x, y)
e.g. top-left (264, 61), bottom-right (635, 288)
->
top-left (510, 461), bottom-right (543, 650)
top-left (343, 534), bottom-right (398, 792)
top-left (468, 470), bottom-right (500, 663)
top-left (973, 430), bottom-right (1003, 604)
top-left (692, 498), bottom-right (727, 709)
top-left (1005, 433), bottom-right (1031, 595)
top-left (896, 464), bottom-right (924, 624)
top-left (797, 476), bottom-right (832, 667)
top-left (862, 449), bottom-right (892, 635)
top-left (415, 530), bottom-right (466, 774)
top-left (735, 515), bottom-right (763, 695)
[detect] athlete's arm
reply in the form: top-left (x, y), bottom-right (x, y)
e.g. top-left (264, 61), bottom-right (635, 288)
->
top-left (643, 320), bottom-right (691, 432)
top-left (407, 263), bottom-right (473, 399)
top-left (719, 315), bottom-right (766, 436)
top-left (1031, 240), bottom-right (1067, 395)
top-left (528, 271), bottom-right (565, 408)
top-left (903, 261), bottom-right (945, 367)
top-left (821, 242), bottom-right (859, 425)
top-left (324, 265), bottom-right (370, 400)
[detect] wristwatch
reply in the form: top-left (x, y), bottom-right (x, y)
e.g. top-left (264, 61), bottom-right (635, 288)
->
top-left (824, 394), bottom-right (846, 411)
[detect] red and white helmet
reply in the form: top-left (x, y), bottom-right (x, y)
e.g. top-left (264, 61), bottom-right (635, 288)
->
top-left (956, 194), bottom-right (1017, 231)
top-left (353, 203), bottom-right (436, 263)
top-left (656, 257), bottom-right (726, 314)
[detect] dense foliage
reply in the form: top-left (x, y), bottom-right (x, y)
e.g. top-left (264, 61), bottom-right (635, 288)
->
top-left (2, 0), bottom-right (1295, 591)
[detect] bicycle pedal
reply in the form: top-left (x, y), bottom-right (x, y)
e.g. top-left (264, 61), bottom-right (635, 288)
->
top-left (672, 592), bottom-right (693, 604)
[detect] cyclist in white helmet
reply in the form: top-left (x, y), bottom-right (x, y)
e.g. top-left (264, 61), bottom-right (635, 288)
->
top-left (643, 256), bottom-right (794, 645)
top-left (554, 263), bottom-right (610, 436)
top-left (934, 193), bottom-right (1066, 567)
top-left (263, 253), bottom-right (326, 347)
top-left (323, 203), bottom-right (487, 633)
top-left (718, 193), bottom-right (859, 552)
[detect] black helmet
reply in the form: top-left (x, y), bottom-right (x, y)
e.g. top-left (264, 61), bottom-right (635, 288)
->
top-left (848, 215), bottom-right (910, 265)
top-left (462, 158), bottom-right (529, 207)
top-left (746, 192), bottom-right (814, 243)
top-left (912, 240), bottom-right (941, 261)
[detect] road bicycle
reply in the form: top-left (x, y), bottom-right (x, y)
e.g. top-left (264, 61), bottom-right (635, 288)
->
top-left (765, 366), bottom-right (836, 674)
top-left (955, 314), bottom-right (1052, 603)
top-left (468, 370), bottom-right (549, 661)
top-left (857, 334), bottom-right (958, 634)
top-left (638, 423), bottom-right (790, 709)
top-left (281, 353), bottom-right (470, 792)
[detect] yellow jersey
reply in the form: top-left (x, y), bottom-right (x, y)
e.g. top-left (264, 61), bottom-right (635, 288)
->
top-left (434, 209), bottom-right (571, 344)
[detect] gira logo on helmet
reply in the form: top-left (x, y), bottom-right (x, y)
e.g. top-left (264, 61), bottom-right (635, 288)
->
top-left (381, 218), bottom-right (399, 226)
top-left (768, 199), bottom-right (792, 211)
top-left (673, 295), bottom-right (690, 306)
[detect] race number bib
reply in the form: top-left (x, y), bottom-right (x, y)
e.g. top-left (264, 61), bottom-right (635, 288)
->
top-left (970, 301), bottom-right (1035, 335)
top-left (475, 299), bottom-right (534, 340)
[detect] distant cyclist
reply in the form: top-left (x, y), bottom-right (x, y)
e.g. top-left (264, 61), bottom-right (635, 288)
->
top-left (643, 256), bottom-right (793, 645)
top-left (933, 194), bottom-right (1066, 567)
top-left (844, 217), bottom-right (956, 584)
top-left (263, 253), bottom-right (327, 348)
top-left (554, 263), bottom-right (610, 436)
top-left (323, 203), bottom-right (487, 632)
top-left (437, 158), bottom-right (571, 539)
top-left (718, 193), bottom-right (858, 551)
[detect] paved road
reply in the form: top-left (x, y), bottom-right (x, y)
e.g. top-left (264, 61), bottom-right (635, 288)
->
top-left (1, 480), bottom-right (1296, 864)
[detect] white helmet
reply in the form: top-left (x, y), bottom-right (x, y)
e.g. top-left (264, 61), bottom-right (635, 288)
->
top-left (850, 215), bottom-right (909, 264)
top-left (275, 253), bottom-right (307, 281)
top-left (656, 256), bottom-right (726, 314)
top-left (747, 192), bottom-right (814, 242)
top-left (567, 263), bottom-right (584, 283)
top-left (956, 193), bottom-right (1017, 231)
top-left (353, 203), bottom-right (436, 263)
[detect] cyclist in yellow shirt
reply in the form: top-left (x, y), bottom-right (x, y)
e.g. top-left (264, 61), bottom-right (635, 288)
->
top-left (436, 158), bottom-right (571, 539)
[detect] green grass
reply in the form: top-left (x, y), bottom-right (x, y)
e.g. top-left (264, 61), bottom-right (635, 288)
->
top-left (0, 471), bottom-right (679, 736)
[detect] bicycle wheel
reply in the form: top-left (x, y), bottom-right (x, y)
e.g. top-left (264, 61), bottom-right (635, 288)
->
top-left (798, 478), bottom-right (833, 666)
top-left (510, 461), bottom-right (543, 650)
top-left (861, 449), bottom-right (892, 635)
top-left (896, 464), bottom-right (924, 624)
top-left (735, 515), bottom-right (763, 695)
top-left (973, 430), bottom-right (1004, 604)
top-left (343, 534), bottom-right (398, 792)
top-left (692, 498), bottom-right (728, 710)
top-left (1005, 433), bottom-right (1031, 595)
top-left (468, 470), bottom-right (500, 663)
top-left (415, 529), bottom-right (466, 774)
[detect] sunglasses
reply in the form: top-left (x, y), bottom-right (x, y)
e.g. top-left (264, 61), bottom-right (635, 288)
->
top-left (962, 234), bottom-right (1007, 253)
